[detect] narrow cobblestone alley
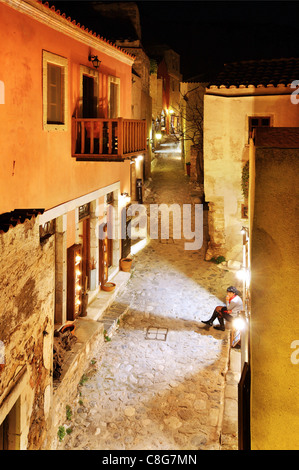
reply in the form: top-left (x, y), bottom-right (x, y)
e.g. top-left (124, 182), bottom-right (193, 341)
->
top-left (58, 139), bottom-right (240, 451)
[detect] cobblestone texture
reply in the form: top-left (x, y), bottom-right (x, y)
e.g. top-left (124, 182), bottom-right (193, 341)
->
top-left (57, 139), bottom-right (240, 451)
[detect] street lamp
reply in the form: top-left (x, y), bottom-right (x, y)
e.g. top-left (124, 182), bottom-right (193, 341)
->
top-left (88, 54), bottom-right (101, 69)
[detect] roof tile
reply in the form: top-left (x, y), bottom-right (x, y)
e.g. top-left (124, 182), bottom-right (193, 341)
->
top-left (0, 209), bottom-right (44, 234)
top-left (208, 58), bottom-right (299, 88)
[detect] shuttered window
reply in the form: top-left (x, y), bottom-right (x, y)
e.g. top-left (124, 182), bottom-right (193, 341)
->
top-left (47, 63), bottom-right (64, 124)
top-left (43, 51), bottom-right (68, 131)
top-left (108, 76), bottom-right (120, 119)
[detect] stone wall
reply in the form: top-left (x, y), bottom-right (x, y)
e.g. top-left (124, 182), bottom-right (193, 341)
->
top-left (0, 216), bottom-right (55, 449)
top-left (250, 146), bottom-right (299, 449)
top-left (131, 71), bottom-right (153, 179)
top-left (51, 318), bottom-right (104, 449)
top-left (150, 73), bottom-right (163, 121)
top-left (190, 146), bottom-right (198, 182)
top-left (204, 91), bottom-right (299, 263)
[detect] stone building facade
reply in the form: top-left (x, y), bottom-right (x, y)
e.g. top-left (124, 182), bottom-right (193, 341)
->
top-left (146, 45), bottom-right (182, 135)
top-left (0, 211), bottom-right (54, 449)
top-left (203, 58), bottom-right (299, 263)
top-left (180, 82), bottom-right (205, 180)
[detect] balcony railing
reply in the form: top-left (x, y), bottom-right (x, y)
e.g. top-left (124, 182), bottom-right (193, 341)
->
top-left (72, 117), bottom-right (147, 160)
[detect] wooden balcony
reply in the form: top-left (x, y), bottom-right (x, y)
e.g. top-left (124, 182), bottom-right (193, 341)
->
top-left (72, 117), bottom-right (147, 161)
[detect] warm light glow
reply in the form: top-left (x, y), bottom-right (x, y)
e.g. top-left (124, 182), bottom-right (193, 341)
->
top-left (240, 226), bottom-right (249, 236)
top-left (233, 316), bottom-right (247, 331)
top-left (119, 192), bottom-right (131, 206)
top-left (169, 109), bottom-right (174, 114)
top-left (75, 255), bottom-right (82, 263)
top-left (76, 285), bottom-right (82, 291)
top-left (136, 155), bottom-right (143, 162)
top-left (236, 268), bottom-right (250, 284)
top-left (76, 270), bottom-right (81, 276)
top-left (76, 299), bottom-right (81, 305)
top-left (155, 133), bottom-right (162, 140)
top-left (131, 237), bottom-right (148, 255)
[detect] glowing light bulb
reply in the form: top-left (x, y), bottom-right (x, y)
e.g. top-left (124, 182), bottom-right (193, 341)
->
top-left (233, 316), bottom-right (246, 331)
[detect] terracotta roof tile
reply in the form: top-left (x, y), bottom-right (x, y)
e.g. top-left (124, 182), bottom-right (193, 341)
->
top-left (208, 58), bottom-right (299, 88)
top-left (38, 1), bottom-right (134, 58)
top-left (0, 209), bottom-right (44, 234)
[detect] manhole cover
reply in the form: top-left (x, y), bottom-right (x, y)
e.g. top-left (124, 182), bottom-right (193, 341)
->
top-left (145, 327), bottom-right (168, 341)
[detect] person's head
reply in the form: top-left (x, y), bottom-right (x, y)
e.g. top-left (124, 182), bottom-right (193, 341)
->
top-left (227, 286), bottom-right (241, 298)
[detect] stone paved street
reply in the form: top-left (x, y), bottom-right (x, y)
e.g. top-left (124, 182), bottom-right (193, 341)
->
top-left (58, 140), bottom-right (240, 451)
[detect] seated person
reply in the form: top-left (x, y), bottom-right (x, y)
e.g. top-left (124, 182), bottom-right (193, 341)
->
top-left (201, 286), bottom-right (243, 331)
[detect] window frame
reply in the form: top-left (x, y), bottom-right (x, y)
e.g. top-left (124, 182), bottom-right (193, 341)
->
top-left (79, 65), bottom-right (99, 118)
top-left (108, 76), bottom-right (120, 119)
top-left (42, 51), bottom-right (68, 131)
top-left (248, 115), bottom-right (272, 141)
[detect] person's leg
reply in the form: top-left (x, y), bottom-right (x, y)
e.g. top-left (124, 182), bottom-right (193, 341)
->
top-left (201, 306), bottom-right (222, 326)
top-left (223, 312), bottom-right (233, 323)
top-left (214, 319), bottom-right (225, 330)
top-left (213, 310), bottom-right (232, 331)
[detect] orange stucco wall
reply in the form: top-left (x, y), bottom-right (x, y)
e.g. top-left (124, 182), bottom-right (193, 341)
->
top-left (0, 2), bottom-right (132, 213)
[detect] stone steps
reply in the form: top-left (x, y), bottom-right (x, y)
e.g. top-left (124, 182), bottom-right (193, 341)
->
top-left (98, 301), bottom-right (130, 339)
top-left (86, 270), bottom-right (131, 322)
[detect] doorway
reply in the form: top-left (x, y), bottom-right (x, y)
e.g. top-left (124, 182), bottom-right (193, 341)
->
top-left (78, 216), bottom-right (90, 291)
top-left (77, 203), bottom-right (91, 292)
top-left (0, 397), bottom-right (21, 450)
top-left (98, 223), bottom-right (110, 287)
top-left (83, 75), bottom-right (96, 118)
top-left (98, 192), bottom-right (116, 288)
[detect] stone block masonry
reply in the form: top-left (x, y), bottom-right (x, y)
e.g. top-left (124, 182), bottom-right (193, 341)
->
top-left (0, 216), bottom-right (55, 449)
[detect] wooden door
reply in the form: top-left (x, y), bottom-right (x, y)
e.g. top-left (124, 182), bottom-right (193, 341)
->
top-left (82, 217), bottom-right (90, 290)
top-left (83, 75), bottom-right (96, 118)
top-left (99, 223), bottom-right (108, 288)
top-left (67, 244), bottom-right (83, 320)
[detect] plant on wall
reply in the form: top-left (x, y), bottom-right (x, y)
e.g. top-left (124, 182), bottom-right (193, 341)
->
top-left (241, 160), bottom-right (249, 199)
top-left (174, 85), bottom-right (204, 184)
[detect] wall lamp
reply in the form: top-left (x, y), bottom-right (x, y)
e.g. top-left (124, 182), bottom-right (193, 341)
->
top-left (232, 312), bottom-right (247, 331)
top-left (88, 54), bottom-right (101, 69)
top-left (236, 267), bottom-right (251, 284)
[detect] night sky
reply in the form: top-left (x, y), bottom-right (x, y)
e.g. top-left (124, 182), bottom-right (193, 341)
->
top-left (45, 1), bottom-right (299, 80)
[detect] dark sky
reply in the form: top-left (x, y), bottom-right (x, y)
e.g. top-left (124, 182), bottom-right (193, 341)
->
top-left (45, 1), bottom-right (299, 79)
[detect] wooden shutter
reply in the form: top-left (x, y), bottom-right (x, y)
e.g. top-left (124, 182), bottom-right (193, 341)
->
top-left (109, 82), bottom-right (119, 118)
top-left (47, 63), bottom-right (63, 124)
